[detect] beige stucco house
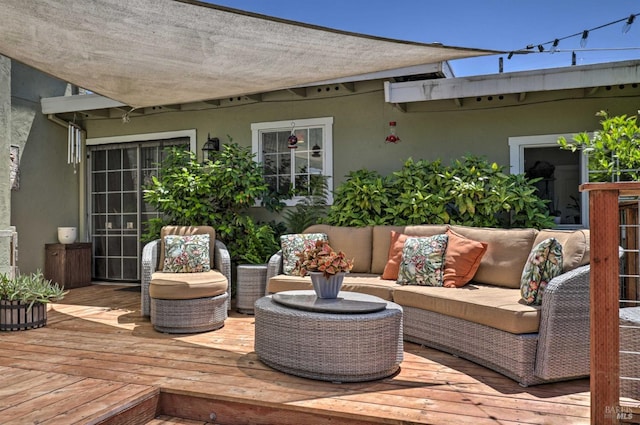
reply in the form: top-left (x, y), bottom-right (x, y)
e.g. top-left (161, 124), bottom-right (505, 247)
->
top-left (4, 57), bottom-right (640, 283)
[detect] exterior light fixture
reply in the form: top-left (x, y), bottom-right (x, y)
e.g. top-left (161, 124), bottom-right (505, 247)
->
top-left (202, 133), bottom-right (220, 160)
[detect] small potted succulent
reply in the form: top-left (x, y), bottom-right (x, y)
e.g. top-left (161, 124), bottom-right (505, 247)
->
top-left (0, 271), bottom-right (67, 331)
top-left (296, 240), bottom-right (353, 299)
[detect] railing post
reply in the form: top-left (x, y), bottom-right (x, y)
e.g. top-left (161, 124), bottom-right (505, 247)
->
top-left (588, 187), bottom-right (620, 424)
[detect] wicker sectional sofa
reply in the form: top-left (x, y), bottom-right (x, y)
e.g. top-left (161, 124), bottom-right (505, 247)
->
top-left (266, 224), bottom-right (591, 386)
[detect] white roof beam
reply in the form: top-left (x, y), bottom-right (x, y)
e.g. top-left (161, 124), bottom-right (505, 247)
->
top-left (41, 93), bottom-right (126, 114)
top-left (385, 60), bottom-right (640, 103)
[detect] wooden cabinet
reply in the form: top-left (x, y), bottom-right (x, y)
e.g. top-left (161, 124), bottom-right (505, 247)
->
top-left (45, 243), bottom-right (92, 288)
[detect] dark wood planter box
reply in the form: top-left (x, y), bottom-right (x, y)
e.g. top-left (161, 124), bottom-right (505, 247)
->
top-left (0, 300), bottom-right (47, 331)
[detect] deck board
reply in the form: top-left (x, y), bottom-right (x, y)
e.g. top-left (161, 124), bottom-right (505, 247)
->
top-left (0, 285), bottom-right (594, 424)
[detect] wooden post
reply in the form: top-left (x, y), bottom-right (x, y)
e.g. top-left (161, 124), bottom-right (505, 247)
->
top-left (582, 183), bottom-right (640, 424)
top-left (588, 188), bottom-right (620, 424)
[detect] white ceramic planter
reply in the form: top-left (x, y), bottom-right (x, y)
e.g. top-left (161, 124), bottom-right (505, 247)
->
top-left (57, 227), bottom-right (77, 244)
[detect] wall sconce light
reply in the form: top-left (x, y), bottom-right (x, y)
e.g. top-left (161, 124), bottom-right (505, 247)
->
top-left (202, 133), bottom-right (220, 160)
top-left (385, 121), bottom-right (401, 144)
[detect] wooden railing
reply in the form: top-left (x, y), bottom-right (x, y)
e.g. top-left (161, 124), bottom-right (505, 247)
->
top-left (581, 182), bottom-right (640, 425)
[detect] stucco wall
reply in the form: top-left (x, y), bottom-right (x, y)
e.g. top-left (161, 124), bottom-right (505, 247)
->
top-left (10, 62), bottom-right (76, 274)
top-left (85, 80), bottom-right (640, 184)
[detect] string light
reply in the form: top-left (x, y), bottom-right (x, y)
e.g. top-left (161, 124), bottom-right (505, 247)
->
top-left (509, 12), bottom-right (639, 58)
top-left (623, 14), bottom-right (636, 33)
top-left (580, 30), bottom-right (589, 48)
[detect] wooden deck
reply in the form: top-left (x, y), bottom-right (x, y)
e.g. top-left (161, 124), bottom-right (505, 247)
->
top-left (0, 284), bottom-right (594, 424)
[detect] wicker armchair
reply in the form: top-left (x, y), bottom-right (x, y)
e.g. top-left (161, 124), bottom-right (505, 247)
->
top-left (141, 225), bottom-right (232, 333)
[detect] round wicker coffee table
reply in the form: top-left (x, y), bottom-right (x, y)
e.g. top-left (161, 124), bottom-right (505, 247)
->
top-left (254, 290), bottom-right (403, 383)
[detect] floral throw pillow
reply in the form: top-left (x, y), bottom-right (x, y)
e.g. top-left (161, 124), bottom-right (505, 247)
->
top-left (397, 234), bottom-right (449, 286)
top-left (520, 238), bottom-right (563, 305)
top-left (162, 234), bottom-right (211, 273)
top-left (280, 233), bottom-right (328, 275)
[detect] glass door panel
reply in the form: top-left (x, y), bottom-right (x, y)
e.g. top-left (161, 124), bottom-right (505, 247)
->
top-left (89, 139), bottom-right (188, 281)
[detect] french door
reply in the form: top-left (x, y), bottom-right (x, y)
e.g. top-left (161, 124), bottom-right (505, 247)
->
top-left (89, 138), bottom-right (188, 281)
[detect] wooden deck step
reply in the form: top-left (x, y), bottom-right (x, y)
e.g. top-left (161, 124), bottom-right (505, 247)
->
top-left (146, 415), bottom-right (208, 425)
top-left (0, 366), bottom-right (159, 425)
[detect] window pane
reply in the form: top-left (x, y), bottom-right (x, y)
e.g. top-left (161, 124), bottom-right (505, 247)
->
top-left (108, 171), bottom-right (121, 191)
top-left (276, 131), bottom-right (286, 151)
top-left (278, 176), bottom-right (291, 194)
top-left (262, 132), bottom-right (278, 154)
top-left (93, 172), bottom-right (106, 192)
top-left (263, 154), bottom-right (277, 175)
top-left (123, 147), bottom-right (136, 170)
top-left (92, 151), bottom-right (106, 171)
top-left (295, 175), bottom-right (309, 195)
top-left (278, 153), bottom-right (291, 175)
top-left (295, 153), bottom-right (309, 174)
top-left (107, 150), bottom-right (122, 170)
top-left (122, 170), bottom-right (136, 191)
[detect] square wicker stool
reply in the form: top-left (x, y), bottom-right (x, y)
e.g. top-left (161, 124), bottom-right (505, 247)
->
top-left (236, 264), bottom-right (268, 314)
top-left (620, 307), bottom-right (640, 400)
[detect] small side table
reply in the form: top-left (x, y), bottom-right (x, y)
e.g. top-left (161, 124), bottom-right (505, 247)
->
top-left (44, 243), bottom-right (92, 288)
top-left (236, 264), bottom-right (268, 314)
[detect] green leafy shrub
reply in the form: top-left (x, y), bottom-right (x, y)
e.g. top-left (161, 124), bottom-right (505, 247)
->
top-left (558, 110), bottom-right (640, 182)
top-left (326, 169), bottom-right (394, 226)
top-left (325, 155), bottom-right (554, 229)
top-left (283, 175), bottom-right (330, 233)
top-left (143, 143), bottom-right (283, 264)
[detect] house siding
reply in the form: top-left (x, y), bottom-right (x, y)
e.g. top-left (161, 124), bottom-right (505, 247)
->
top-left (15, 67), bottom-right (640, 273)
top-left (10, 62), bottom-right (75, 274)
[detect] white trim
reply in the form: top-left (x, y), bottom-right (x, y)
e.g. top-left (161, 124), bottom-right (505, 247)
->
top-left (508, 133), bottom-right (589, 227)
top-left (86, 129), bottom-right (197, 152)
top-left (251, 117), bottom-right (334, 206)
top-left (41, 93), bottom-right (126, 114)
top-left (386, 59), bottom-right (640, 103)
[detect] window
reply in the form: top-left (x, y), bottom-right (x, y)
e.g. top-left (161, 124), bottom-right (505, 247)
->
top-left (252, 117), bottom-right (333, 206)
top-left (509, 134), bottom-right (589, 228)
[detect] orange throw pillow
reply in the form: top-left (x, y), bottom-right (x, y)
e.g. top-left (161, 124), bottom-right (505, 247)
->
top-left (382, 231), bottom-right (409, 280)
top-left (443, 229), bottom-right (487, 288)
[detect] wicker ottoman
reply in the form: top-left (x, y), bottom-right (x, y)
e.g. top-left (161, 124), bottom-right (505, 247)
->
top-left (151, 293), bottom-right (228, 333)
top-left (236, 264), bottom-right (268, 314)
top-left (149, 270), bottom-right (228, 334)
top-left (620, 307), bottom-right (640, 400)
top-left (254, 291), bottom-right (403, 383)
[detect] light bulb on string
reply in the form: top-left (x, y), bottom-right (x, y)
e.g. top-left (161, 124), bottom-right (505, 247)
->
top-left (550, 39), bottom-right (559, 53)
top-left (623, 14), bottom-right (636, 33)
top-left (580, 30), bottom-right (589, 48)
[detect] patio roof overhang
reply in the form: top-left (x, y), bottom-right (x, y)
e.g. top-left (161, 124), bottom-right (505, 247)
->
top-left (0, 0), bottom-right (495, 109)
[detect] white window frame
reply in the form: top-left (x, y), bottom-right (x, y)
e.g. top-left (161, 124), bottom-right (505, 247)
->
top-left (508, 133), bottom-right (590, 228)
top-left (86, 129), bottom-right (197, 150)
top-left (251, 117), bottom-right (334, 206)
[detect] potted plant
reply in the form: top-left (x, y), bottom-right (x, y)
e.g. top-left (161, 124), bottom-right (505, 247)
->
top-left (296, 240), bottom-right (354, 299)
top-left (0, 271), bottom-right (67, 331)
